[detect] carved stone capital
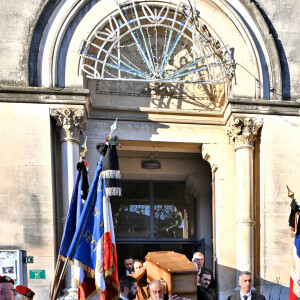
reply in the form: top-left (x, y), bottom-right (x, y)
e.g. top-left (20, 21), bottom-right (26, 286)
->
top-left (226, 117), bottom-right (263, 149)
top-left (50, 108), bottom-right (86, 143)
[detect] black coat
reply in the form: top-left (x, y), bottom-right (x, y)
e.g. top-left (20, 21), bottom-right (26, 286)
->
top-left (227, 292), bottom-right (266, 300)
top-left (197, 286), bottom-right (216, 300)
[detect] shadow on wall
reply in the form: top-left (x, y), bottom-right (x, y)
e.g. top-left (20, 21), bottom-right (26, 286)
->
top-left (217, 264), bottom-right (289, 300)
top-left (251, 0), bottom-right (290, 100)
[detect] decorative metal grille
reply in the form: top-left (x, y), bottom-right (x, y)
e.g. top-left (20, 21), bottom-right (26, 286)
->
top-left (79, 1), bottom-right (234, 84)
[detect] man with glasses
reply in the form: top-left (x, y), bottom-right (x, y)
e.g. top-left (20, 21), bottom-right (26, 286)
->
top-left (0, 275), bottom-right (15, 300)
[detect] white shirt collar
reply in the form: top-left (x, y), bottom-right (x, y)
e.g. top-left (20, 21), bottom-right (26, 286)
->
top-left (120, 295), bottom-right (129, 300)
top-left (240, 291), bottom-right (252, 300)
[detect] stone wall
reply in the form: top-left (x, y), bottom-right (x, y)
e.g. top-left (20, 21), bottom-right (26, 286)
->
top-left (0, 102), bottom-right (55, 299)
top-left (253, 0), bottom-right (300, 99)
top-left (0, 0), bottom-right (299, 99)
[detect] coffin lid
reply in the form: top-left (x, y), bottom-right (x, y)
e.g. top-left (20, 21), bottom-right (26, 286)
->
top-left (145, 251), bottom-right (197, 273)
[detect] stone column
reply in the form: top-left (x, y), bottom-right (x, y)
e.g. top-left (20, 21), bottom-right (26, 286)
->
top-left (226, 117), bottom-right (263, 276)
top-left (50, 107), bottom-right (86, 299)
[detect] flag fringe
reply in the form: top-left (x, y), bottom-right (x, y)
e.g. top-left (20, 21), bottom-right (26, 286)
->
top-left (73, 276), bottom-right (86, 300)
top-left (102, 170), bottom-right (121, 179)
top-left (73, 259), bottom-right (95, 277)
top-left (104, 263), bottom-right (115, 277)
top-left (105, 187), bottom-right (122, 196)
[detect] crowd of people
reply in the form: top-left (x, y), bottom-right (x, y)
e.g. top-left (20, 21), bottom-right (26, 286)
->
top-left (0, 251), bottom-right (266, 300)
top-left (118, 252), bottom-right (266, 300)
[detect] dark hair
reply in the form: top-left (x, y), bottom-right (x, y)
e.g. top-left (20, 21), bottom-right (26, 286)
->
top-left (124, 255), bottom-right (133, 261)
top-left (239, 271), bottom-right (252, 279)
top-left (200, 270), bottom-right (211, 278)
top-left (119, 276), bottom-right (137, 292)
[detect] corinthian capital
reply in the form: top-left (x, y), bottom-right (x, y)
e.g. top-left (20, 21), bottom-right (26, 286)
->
top-left (50, 108), bottom-right (86, 143)
top-left (226, 117), bottom-right (263, 149)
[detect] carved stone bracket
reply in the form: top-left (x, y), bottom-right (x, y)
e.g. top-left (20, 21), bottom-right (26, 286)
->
top-left (226, 117), bottom-right (263, 149)
top-left (50, 108), bottom-right (86, 143)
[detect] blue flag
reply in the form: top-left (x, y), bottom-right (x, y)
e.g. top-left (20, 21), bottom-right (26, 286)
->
top-left (67, 156), bottom-right (104, 270)
top-left (59, 161), bottom-right (89, 258)
top-left (67, 155), bottom-right (120, 299)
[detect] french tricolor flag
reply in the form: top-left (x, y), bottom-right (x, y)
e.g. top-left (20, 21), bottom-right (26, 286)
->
top-left (289, 234), bottom-right (300, 299)
top-left (95, 191), bottom-right (119, 300)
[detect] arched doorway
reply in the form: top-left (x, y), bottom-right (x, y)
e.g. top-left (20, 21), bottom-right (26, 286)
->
top-left (29, 0), bottom-right (283, 298)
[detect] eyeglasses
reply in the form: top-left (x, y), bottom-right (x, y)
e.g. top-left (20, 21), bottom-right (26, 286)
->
top-left (0, 288), bottom-right (15, 295)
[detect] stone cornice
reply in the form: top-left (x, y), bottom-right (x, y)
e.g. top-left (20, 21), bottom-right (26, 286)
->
top-left (226, 117), bottom-right (263, 149)
top-left (0, 86), bottom-right (89, 105)
top-left (50, 108), bottom-right (87, 143)
top-left (225, 98), bottom-right (300, 117)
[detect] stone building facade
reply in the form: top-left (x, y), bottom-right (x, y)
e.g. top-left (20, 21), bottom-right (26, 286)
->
top-left (0, 0), bottom-right (299, 299)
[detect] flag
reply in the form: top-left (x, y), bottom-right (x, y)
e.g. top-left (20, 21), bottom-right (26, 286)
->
top-left (57, 159), bottom-right (96, 299)
top-left (67, 156), bottom-right (119, 300)
top-left (59, 160), bottom-right (89, 259)
top-left (289, 234), bottom-right (300, 299)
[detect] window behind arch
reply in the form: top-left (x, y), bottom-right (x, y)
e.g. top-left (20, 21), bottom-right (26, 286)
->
top-left (111, 181), bottom-right (195, 241)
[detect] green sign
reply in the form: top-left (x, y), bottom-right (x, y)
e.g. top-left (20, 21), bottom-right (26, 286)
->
top-left (23, 256), bottom-right (33, 263)
top-left (29, 270), bottom-right (45, 279)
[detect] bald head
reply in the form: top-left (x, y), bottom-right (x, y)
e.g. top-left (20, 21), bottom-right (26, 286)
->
top-left (149, 280), bottom-right (164, 300)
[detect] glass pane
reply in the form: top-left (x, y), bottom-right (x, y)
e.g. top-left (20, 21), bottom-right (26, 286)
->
top-left (154, 182), bottom-right (194, 239)
top-left (111, 182), bottom-right (150, 238)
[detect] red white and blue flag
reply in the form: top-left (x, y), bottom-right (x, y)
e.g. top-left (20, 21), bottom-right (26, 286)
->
top-left (289, 234), bottom-right (300, 299)
top-left (67, 156), bottom-right (119, 300)
top-left (58, 159), bottom-right (96, 299)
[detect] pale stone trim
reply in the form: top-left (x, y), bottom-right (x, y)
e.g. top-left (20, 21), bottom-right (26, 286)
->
top-left (50, 108), bottom-right (87, 143)
top-left (226, 116), bottom-right (263, 276)
top-left (50, 107), bottom-right (87, 299)
top-left (226, 117), bottom-right (263, 148)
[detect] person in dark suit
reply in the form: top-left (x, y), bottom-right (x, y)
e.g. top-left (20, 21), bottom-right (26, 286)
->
top-left (227, 271), bottom-right (266, 300)
top-left (119, 255), bottom-right (134, 278)
top-left (192, 252), bottom-right (215, 289)
top-left (197, 271), bottom-right (216, 300)
top-left (118, 276), bottom-right (138, 300)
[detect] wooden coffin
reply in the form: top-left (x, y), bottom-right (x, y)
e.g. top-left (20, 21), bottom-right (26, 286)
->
top-left (145, 251), bottom-right (197, 300)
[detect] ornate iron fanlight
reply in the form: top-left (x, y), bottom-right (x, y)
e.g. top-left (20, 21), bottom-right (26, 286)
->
top-left (79, 0), bottom-right (234, 84)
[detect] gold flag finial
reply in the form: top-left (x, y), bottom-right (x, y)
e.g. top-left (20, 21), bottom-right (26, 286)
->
top-left (80, 136), bottom-right (87, 158)
top-left (287, 185), bottom-right (295, 199)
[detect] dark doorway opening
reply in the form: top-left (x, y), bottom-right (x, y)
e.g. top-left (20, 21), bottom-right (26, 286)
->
top-left (111, 180), bottom-right (197, 270)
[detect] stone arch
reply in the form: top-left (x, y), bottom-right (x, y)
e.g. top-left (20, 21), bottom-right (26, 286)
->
top-left (29, 0), bottom-right (282, 100)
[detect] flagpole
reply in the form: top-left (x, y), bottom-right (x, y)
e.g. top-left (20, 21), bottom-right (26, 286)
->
top-left (52, 258), bottom-right (69, 300)
top-left (50, 136), bottom-right (87, 300)
top-left (49, 255), bottom-right (62, 300)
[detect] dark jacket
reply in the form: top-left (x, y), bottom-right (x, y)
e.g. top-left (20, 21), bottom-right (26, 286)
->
top-left (197, 286), bottom-right (216, 300)
top-left (227, 292), bottom-right (266, 300)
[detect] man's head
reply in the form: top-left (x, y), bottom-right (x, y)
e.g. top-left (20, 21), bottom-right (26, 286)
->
top-left (0, 276), bottom-right (15, 300)
top-left (238, 271), bottom-right (253, 294)
top-left (119, 276), bottom-right (138, 300)
top-left (133, 260), bottom-right (144, 272)
top-left (149, 280), bottom-right (164, 300)
top-left (124, 256), bottom-right (134, 272)
top-left (15, 286), bottom-right (35, 299)
top-left (192, 252), bottom-right (204, 270)
top-left (199, 271), bottom-right (211, 289)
